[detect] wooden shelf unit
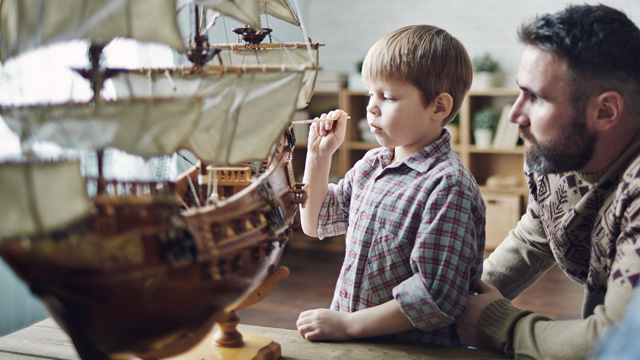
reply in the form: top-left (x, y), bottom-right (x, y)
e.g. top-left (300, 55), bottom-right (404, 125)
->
top-left (291, 88), bottom-right (525, 251)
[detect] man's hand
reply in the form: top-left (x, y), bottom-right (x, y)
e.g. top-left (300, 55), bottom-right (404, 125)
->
top-left (456, 279), bottom-right (503, 347)
top-left (296, 308), bottom-right (353, 341)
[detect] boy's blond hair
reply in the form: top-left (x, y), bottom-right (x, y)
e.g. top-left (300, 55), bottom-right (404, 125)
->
top-left (362, 25), bottom-right (472, 124)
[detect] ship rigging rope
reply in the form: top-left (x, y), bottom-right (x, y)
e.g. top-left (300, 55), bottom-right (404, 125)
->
top-left (291, 0), bottom-right (315, 63)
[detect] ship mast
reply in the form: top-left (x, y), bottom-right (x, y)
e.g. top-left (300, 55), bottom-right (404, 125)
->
top-left (73, 44), bottom-right (122, 196)
top-left (187, 5), bottom-right (221, 68)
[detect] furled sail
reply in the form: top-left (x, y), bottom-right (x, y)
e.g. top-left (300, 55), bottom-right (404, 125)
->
top-left (0, 160), bottom-right (91, 238)
top-left (0, 0), bottom-right (186, 62)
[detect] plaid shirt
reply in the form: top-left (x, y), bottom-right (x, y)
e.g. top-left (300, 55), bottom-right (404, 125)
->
top-left (317, 130), bottom-right (485, 346)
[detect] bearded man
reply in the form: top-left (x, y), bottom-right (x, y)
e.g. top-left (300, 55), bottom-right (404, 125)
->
top-left (456, 4), bottom-right (640, 359)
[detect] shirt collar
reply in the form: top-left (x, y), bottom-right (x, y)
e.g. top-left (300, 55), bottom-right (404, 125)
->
top-left (373, 129), bottom-right (452, 173)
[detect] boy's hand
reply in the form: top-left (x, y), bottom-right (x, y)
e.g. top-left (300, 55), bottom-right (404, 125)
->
top-left (307, 109), bottom-right (348, 158)
top-left (296, 308), bottom-right (353, 341)
top-left (455, 279), bottom-right (503, 347)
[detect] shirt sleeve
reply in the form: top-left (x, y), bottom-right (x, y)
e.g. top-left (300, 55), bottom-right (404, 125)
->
top-left (393, 173), bottom-right (485, 331)
top-left (317, 168), bottom-right (353, 239)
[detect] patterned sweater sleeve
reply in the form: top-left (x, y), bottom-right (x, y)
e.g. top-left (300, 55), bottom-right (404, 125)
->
top-left (477, 263), bottom-right (635, 359)
top-left (477, 179), bottom-right (640, 358)
top-left (482, 207), bottom-right (556, 300)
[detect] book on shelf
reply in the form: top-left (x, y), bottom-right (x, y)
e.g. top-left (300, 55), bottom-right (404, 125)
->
top-left (313, 72), bottom-right (347, 92)
top-left (492, 103), bottom-right (520, 149)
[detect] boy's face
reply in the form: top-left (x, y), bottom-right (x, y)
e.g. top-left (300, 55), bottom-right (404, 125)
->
top-left (365, 79), bottom-right (442, 156)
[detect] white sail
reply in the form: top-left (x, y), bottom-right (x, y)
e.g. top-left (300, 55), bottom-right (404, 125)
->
top-left (191, 0), bottom-right (261, 29)
top-left (188, 0), bottom-right (300, 30)
top-left (1, 99), bottom-right (202, 159)
top-left (211, 44), bottom-right (318, 108)
top-left (109, 68), bottom-right (304, 164)
top-left (187, 70), bottom-right (302, 164)
top-left (0, 0), bottom-right (186, 62)
top-left (0, 160), bottom-right (91, 238)
top-left (261, 0), bottom-right (300, 26)
top-left (2, 67), bottom-right (303, 165)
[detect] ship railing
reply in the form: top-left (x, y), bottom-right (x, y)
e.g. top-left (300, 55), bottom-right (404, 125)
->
top-left (213, 166), bottom-right (252, 187)
top-left (85, 178), bottom-right (173, 198)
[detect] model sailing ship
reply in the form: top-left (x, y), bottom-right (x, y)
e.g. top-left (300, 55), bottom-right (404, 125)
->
top-left (0, 0), bottom-right (320, 359)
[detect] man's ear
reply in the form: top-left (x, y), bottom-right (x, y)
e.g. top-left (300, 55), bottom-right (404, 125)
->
top-left (432, 92), bottom-right (454, 121)
top-left (591, 91), bottom-right (623, 131)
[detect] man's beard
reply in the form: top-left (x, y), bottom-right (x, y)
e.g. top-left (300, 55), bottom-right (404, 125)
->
top-left (522, 111), bottom-right (596, 175)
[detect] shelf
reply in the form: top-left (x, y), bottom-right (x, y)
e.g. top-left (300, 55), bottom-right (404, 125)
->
top-left (479, 185), bottom-right (529, 197)
top-left (468, 87), bottom-right (521, 96)
top-left (469, 146), bottom-right (525, 154)
top-left (348, 141), bottom-right (377, 150)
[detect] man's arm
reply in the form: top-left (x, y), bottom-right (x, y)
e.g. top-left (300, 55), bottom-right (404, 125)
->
top-left (298, 110), bottom-right (348, 237)
top-left (457, 210), bottom-right (638, 358)
top-left (469, 281), bottom-right (631, 359)
top-left (482, 210), bottom-right (556, 299)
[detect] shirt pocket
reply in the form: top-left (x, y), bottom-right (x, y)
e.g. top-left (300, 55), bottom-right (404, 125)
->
top-left (361, 227), bottom-right (413, 303)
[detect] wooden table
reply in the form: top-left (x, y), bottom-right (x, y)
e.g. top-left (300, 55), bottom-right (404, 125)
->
top-left (0, 318), bottom-right (508, 359)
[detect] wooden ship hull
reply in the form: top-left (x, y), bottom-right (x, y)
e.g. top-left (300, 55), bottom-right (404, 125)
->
top-left (0, 1), bottom-right (319, 358)
top-left (0, 128), bottom-right (305, 359)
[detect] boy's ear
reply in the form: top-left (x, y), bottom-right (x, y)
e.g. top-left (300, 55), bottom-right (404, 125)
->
top-left (432, 92), bottom-right (453, 121)
top-left (591, 91), bottom-right (623, 131)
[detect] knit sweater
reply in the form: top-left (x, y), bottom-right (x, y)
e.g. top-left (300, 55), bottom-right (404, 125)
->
top-left (478, 135), bottom-right (640, 359)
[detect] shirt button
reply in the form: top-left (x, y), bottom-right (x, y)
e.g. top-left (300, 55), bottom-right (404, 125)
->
top-left (340, 290), bottom-right (347, 298)
top-left (360, 212), bottom-right (366, 219)
top-left (349, 250), bottom-right (355, 258)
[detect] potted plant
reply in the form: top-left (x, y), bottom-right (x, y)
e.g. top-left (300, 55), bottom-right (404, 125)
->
top-left (473, 107), bottom-right (499, 148)
top-left (472, 53), bottom-right (502, 89)
top-left (348, 59), bottom-right (367, 91)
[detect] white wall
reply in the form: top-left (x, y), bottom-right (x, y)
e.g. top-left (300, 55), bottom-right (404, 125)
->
top-left (303, 0), bottom-right (640, 89)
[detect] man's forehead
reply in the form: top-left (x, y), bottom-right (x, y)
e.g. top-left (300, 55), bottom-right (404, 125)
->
top-left (517, 46), bottom-right (569, 93)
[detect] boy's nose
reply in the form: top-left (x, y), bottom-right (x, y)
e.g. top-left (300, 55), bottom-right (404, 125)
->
top-left (366, 101), bottom-right (380, 116)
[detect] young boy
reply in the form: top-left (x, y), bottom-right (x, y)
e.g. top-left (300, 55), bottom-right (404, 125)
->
top-left (296, 25), bottom-right (485, 346)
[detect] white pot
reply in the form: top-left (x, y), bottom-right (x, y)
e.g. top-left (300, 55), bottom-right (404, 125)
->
top-left (471, 72), bottom-right (501, 90)
top-left (474, 129), bottom-right (493, 149)
top-left (445, 125), bottom-right (459, 144)
top-left (348, 73), bottom-right (367, 92)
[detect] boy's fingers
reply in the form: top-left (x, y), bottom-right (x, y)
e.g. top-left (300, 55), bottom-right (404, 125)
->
top-left (325, 120), bottom-right (333, 131)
